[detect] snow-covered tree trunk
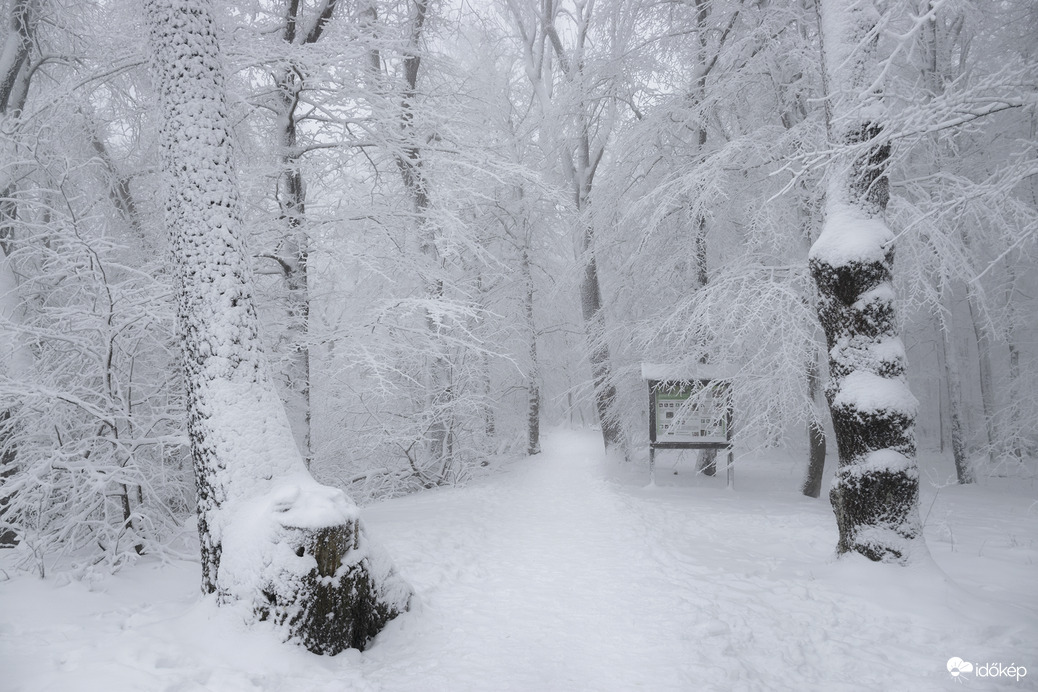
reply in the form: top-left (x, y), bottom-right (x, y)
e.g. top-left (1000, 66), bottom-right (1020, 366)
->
top-left (938, 289), bottom-right (974, 484)
top-left (692, 212), bottom-right (717, 477)
top-left (550, 11), bottom-right (627, 462)
top-left (576, 179), bottom-right (627, 460)
top-left (801, 356), bottom-right (828, 498)
top-left (0, 0), bottom-right (37, 549)
top-left (520, 241), bottom-right (541, 456)
top-left (267, 0), bottom-right (340, 469)
top-left (966, 295), bottom-right (997, 466)
top-left (144, 0), bottom-right (410, 652)
top-left (809, 0), bottom-right (923, 563)
top-left (0, 410), bottom-right (15, 547)
top-left (394, 0), bottom-right (458, 477)
top-left (1003, 261), bottom-right (1024, 461)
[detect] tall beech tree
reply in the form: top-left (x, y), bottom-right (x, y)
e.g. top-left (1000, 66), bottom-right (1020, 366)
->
top-left (809, 0), bottom-right (923, 562)
top-left (144, 0), bottom-right (410, 652)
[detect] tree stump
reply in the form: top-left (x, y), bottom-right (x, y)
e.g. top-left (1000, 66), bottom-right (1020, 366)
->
top-left (256, 518), bottom-right (412, 655)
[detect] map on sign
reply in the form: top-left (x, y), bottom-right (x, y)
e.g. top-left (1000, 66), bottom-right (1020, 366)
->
top-left (653, 382), bottom-right (729, 445)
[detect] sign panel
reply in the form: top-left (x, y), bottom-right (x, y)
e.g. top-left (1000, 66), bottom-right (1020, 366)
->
top-left (649, 380), bottom-right (731, 447)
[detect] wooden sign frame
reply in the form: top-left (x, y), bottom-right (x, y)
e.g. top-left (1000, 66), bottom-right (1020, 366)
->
top-left (647, 378), bottom-right (734, 487)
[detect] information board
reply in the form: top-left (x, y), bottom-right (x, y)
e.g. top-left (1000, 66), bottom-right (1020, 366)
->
top-left (649, 380), bottom-right (731, 447)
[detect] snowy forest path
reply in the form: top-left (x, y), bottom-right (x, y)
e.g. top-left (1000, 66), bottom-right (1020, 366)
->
top-left (362, 429), bottom-right (1036, 691)
top-left (363, 430), bottom-right (704, 690)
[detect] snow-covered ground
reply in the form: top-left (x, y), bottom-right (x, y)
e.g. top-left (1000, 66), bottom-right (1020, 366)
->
top-left (2, 430), bottom-right (1035, 691)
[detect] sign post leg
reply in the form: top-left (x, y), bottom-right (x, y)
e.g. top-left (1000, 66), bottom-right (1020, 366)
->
top-left (726, 447), bottom-right (734, 490)
top-left (649, 446), bottom-right (656, 485)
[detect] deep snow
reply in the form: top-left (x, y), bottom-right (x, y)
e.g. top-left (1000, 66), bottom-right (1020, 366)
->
top-left (1, 430), bottom-right (1035, 691)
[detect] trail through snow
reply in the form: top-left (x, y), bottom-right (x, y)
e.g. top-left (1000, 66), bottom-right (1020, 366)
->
top-left (1, 429), bottom-right (1035, 691)
top-left (364, 432), bottom-right (708, 690)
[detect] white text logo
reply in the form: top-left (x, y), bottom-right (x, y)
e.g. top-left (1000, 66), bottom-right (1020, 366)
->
top-left (948, 657), bottom-right (1027, 682)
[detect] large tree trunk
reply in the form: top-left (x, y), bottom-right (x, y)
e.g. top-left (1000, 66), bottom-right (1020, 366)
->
top-left (1003, 261), bottom-right (1023, 461)
top-left (539, 4), bottom-right (627, 462)
top-left (692, 209), bottom-right (717, 477)
top-left (144, 0), bottom-right (409, 653)
top-left (571, 126), bottom-right (627, 461)
top-left (0, 410), bottom-right (17, 546)
top-left (688, 0), bottom-right (726, 477)
top-left (809, 0), bottom-right (924, 563)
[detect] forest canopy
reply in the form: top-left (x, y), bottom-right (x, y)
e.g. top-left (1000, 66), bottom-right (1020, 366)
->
top-left (0, 0), bottom-right (1035, 579)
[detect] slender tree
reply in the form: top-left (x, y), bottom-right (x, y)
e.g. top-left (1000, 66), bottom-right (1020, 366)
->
top-left (265, 0), bottom-right (340, 469)
top-left (0, 0), bottom-right (39, 548)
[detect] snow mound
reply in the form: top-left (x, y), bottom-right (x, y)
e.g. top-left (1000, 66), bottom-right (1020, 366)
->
top-left (833, 370), bottom-right (918, 416)
top-left (810, 201), bottom-right (893, 267)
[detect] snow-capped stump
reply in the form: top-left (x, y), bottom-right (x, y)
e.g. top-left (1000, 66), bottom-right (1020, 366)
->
top-left (234, 484), bottom-right (412, 654)
top-left (270, 521), bottom-right (411, 655)
top-left (217, 484), bottom-right (412, 654)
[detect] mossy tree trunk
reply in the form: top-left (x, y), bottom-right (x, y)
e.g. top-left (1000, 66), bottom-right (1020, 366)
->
top-left (810, 0), bottom-right (924, 563)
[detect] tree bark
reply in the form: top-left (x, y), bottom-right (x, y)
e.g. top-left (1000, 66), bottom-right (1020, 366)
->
top-left (801, 356), bottom-right (828, 498)
top-left (810, 0), bottom-right (924, 563)
top-left (938, 292), bottom-right (974, 484)
top-left (0, 0), bottom-right (38, 549)
top-left (539, 4), bottom-right (627, 461)
top-left (1004, 262), bottom-right (1023, 461)
top-left (521, 242), bottom-right (541, 455)
top-left (966, 293), bottom-right (996, 467)
top-left (577, 205), bottom-right (626, 460)
top-left (0, 410), bottom-right (17, 546)
top-left (269, 0), bottom-right (339, 469)
top-left (0, 0), bottom-right (34, 113)
top-left (393, 0), bottom-right (457, 478)
top-left (692, 213), bottom-right (716, 477)
top-left (145, 0), bottom-right (409, 652)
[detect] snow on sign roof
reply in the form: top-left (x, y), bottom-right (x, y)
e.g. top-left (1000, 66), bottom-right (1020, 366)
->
top-left (640, 363), bottom-right (736, 381)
